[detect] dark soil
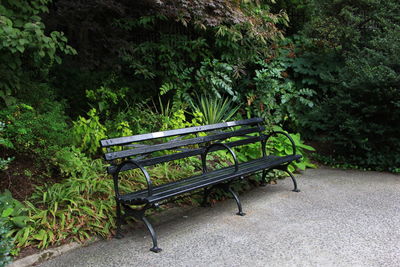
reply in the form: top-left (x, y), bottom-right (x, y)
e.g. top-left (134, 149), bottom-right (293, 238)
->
top-left (0, 157), bottom-right (37, 201)
top-left (0, 151), bottom-right (62, 201)
top-left (306, 139), bottom-right (335, 157)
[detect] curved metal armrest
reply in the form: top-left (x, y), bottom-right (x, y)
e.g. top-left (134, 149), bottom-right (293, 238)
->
top-left (202, 143), bottom-right (239, 174)
top-left (264, 131), bottom-right (297, 156)
top-left (113, 159), bottom-right (153, 198)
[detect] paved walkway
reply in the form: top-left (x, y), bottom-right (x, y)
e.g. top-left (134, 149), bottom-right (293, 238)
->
top-left (39, 167), bottom-right (400, 267)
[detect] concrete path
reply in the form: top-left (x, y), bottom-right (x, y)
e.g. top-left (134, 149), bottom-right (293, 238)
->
top-left (39, 167), bottom-right (400, 267)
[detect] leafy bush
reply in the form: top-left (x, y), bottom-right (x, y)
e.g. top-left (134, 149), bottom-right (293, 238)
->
top-left (0, 0), bottom-right (75, 106)
top-left (195, 59), bottom-right (237, 100)
top-left (53, 147), bottom-right (94, 178)
top-left (0, 219), bottom-right (13, 267)
top-left (296, 0), bottom-right (400, 171)
top-left (0, 103), bottom-right (71, 163)
top-left (250, 57), bottom-right (315, 128)
top-left (0, 121), bottom-right (14, 171)
top-left (0, 190), bottom-right (29, 230)
top-left (72, 108), bottom-right (107, 156)
top-left (86, 83), bottom-right (130, 117)
top-left (0, 190), bottom-right (29, 260)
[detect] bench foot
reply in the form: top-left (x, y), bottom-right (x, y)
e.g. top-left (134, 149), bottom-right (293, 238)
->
top-left (285, 170), bottom-right (300, 192)
top-left (226, 185), bottom-right (245, 216)
top-left (142, 216), bottom-right (161, 253)
top-left (150, 246), bottom-right (162, 253)
top-left (115, 230), bottom-right (124, 239)
top-left (118, 203), bottom-right (162, 252)
top-left (272, 166), bottom-right (300, 192)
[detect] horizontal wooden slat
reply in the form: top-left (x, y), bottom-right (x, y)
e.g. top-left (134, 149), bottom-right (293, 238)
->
top-left (104, 126), bottom-right (264, 161)
top-left (100, 117), bottom-right (263, 147)
top-left (107, 135), bottom-right (265, 174)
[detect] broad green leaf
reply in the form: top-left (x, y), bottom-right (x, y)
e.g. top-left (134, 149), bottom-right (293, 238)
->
top-left (1, 207), bottom-right (13, 218)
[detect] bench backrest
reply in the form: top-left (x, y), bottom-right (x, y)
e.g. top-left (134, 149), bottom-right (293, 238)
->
top-left (100, 117), bottom-right (265, 174)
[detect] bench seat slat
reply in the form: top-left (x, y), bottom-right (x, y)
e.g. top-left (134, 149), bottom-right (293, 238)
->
top-left (118, 154), bottom-right (301, 205)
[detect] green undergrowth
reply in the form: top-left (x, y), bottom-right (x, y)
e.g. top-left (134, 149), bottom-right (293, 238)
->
top-left (312, 154), bottom-right (400, 173)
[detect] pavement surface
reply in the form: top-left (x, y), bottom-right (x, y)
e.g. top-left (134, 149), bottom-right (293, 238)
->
top-left (39, 167), bottom-right (400, 267)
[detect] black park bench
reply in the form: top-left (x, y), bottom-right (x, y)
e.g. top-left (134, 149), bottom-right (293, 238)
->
top-left (100, 117), bottom-right (301, 252)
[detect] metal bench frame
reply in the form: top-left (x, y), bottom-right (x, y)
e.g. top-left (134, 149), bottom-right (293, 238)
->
top-left (100, 118), bottom-right (301, 252)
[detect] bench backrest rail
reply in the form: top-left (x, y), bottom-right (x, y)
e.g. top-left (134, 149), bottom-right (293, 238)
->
top-left (100, 118), bottom-right (266, 174)
top-left (100, 117), bottom-right (263, 147)
top-left (104, 125), bottom-right (264, 161)
top-left (106, 135), bottom-right (265, 174)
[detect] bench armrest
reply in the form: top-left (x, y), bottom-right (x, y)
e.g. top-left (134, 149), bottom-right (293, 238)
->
top-left (113, 159), bottom-right (153, 198)
top-left (263, 131), bottom-right (297, 156)
top-left (202, 143), bottom-right (239, 173)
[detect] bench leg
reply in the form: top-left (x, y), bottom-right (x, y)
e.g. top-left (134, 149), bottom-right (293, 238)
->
top-left (141, 216), bottom-right (162, 253)
top-left (271, 166), bottom-right (300, 192)
top-left (260, 170), bottom-right (268, 187)
top-left (276, 166), bottom-right (300, 192)
top-left (201, 187), bottom-right (212, 207)
top-left (118, 204), bottom-right (162, 253)
top-left (226, 186), bottom-right (246, 216)
top-left (115, 201), bottom-right (124, 239)
top-left (286, 170), bottom-right (300, 192)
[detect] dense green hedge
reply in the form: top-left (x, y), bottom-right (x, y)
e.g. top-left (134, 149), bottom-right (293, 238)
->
top-left (291, 0), bottom-right (400, 171)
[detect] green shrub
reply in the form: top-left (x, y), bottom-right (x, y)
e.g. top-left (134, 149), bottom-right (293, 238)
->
top-left (0, 190), bottom-right (29, 230)
top-left (53, 147), bottom-right (94, 178)
top-left (72, 108), bottom-right (107, 156)
top-left (0, 0), bottom-right (75, 106)
top-left (86, 84), bottom-right (130, 117)
top-left (296, 0), bottom-right (400, 171)
top-left (0, 219), bottom-right (13, 267)
top-left (0, 121), bottom-right (14, 171)
top-left (250, 58), bottom-right (315, 128)
top-left (0, 190), bottom-right (29, 259)
top-left (0, 103), bottom-right (71, 163)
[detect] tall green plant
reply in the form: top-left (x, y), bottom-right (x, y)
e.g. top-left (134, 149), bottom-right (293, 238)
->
top-left (190, 95), bottom-right (240, 125)
top-left (72, 108), bottom-right (107, 156)
top-left (251, 58), bottom-right (315, 128)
